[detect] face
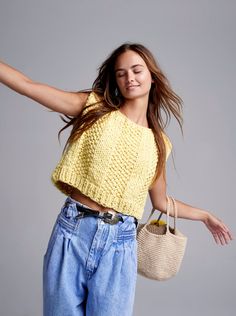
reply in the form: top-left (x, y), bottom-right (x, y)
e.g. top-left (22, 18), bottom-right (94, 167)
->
top-left (114, 50), bottom-right (153, 100)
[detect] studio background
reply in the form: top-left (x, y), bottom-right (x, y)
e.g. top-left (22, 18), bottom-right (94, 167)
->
top-left (0, 0), bottom-right (235, 315)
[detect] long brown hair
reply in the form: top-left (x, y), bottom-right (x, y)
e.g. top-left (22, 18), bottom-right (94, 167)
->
top-left (58, 42), bottom-right (184, 188)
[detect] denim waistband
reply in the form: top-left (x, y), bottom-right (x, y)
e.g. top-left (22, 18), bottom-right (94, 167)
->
top-left (65, 196), bottom-right (138, 226)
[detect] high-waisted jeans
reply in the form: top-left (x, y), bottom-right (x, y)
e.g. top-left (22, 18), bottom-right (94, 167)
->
top-left (43, 196), bottom-right (138, 316)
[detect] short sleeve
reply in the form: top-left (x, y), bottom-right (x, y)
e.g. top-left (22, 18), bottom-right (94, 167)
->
top-left (86, 91), bottom-right (101, 105)
top-left (83, 91), bottom-right (102, 114)
top-left (162, 132), bottom-right (172, 161)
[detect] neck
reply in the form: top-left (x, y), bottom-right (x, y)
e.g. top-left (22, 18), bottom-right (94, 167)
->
top-left (119, 95), bottom-right (149, 126)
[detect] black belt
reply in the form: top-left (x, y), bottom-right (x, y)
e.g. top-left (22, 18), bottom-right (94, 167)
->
top-left (75, 204), bottom-right (125, 225)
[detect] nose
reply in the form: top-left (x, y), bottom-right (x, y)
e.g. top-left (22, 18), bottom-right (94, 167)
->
top-left (126, 71), bottom-right (135, 83)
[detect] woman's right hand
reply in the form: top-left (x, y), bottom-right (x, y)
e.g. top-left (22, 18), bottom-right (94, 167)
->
top-left (0, 60), bottom-right (89, 116)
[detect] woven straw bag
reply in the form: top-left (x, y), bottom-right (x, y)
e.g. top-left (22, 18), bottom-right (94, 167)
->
top-left (137, 196), bottom-right (187, 281)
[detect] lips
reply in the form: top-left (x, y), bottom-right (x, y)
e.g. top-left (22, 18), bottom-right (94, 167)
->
top-left (126, 85), bottom-right (140, 89)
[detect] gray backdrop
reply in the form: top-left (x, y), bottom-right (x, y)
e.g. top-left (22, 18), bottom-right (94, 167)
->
top-left (0, 0), bottom-right (235, 315)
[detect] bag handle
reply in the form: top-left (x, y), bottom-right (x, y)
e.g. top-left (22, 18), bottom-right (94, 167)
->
top-left (144, 196), bottom-right (178, 232)
top-left (144, 196), bottom-right (171, 227)
top-left (166, 196), bottom-right (178, 233)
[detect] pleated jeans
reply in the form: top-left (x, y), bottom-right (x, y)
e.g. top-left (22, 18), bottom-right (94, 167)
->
top-left (43, 196), bottom-right (138, 316)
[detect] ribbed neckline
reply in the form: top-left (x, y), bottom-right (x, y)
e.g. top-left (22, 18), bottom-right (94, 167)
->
top-left (115, 109), bottom-right (152, 133)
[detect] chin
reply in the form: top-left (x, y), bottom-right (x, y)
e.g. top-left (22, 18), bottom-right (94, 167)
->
top-left (123, 91), bottom-right (149, 99)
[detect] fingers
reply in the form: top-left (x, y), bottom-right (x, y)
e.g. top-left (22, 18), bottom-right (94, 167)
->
top-left (222, 226), bottom-right (234, 241)
top-left (221, 222), bottom-right (233, 236)
top-left (225, 230), bottom-right (234, 243)
top-left (219, 232), bottom-right (228, 245)
top-left (214, 220), bottom-right (234, 245)
top-left (220, 223), bottom-right (234, 243)
top-left (228, 231), bottom-right (234, 240)
top-left (212, 230), bottom-right (234, 246)
top-left (212, 232), bottom-right (220, 245)
top-left (205, 214), bottom-right (234, 245)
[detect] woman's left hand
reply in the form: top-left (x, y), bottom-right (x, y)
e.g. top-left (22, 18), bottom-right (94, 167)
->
top-left (203, 213), bottom-right (234, 245)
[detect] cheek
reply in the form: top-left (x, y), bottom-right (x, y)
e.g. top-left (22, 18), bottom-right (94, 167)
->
top-left (139, 73), bottom-right (152, 86)
top-left (116, 78), bottom-right (125, 89)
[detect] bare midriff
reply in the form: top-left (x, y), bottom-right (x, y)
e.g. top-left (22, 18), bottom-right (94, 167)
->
top-left (70, 187), bottom-right (117, 213)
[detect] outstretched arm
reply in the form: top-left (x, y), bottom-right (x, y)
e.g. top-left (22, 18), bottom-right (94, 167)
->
top-left (0, 60), bottom-right (89, 116)
top-left (148, 169), bottom-right (234, 246)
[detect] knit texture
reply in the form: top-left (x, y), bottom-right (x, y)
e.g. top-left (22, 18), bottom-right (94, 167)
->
top-left (137, 196), bottom-right (187, 280)
top-left (51, 91), bottom-right (172, 220)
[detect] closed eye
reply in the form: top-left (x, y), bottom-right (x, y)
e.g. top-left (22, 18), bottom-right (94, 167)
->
top-left (117, 70), bottom-right (142, 77)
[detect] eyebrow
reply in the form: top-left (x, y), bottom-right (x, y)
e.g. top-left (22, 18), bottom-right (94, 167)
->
top-left (115, 64), bottom-right (144, 73)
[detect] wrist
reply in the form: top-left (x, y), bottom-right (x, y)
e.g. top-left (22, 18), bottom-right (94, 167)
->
top-left (200, 210), bottom-right (210, 223)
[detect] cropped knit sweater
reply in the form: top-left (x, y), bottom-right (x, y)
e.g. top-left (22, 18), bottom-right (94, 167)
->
top-left (51, 91), bottom-right (172, 220)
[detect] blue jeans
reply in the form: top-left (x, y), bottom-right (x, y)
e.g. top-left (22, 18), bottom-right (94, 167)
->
top-left (43, 196), bottom-right (138, 316)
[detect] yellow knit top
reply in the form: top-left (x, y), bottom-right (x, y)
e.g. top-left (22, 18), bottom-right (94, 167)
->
top-left (51, 91), bottom-right (172, 220)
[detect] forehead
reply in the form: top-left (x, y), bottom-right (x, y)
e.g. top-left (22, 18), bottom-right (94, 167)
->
top-left (114, 50), bottom-right (146, 70)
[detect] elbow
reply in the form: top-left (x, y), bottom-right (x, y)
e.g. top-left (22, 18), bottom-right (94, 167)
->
top-left (154, 196), bottom-right (176, 217)
top-left (153, 197), bottom-right (168, 214)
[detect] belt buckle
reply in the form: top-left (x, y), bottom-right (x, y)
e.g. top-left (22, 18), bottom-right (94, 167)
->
top-left (103, 210), bottom-right (120, 225)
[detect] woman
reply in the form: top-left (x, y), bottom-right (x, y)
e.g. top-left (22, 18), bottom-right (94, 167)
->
top-left (0, 42), bottom-right (233, 316)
